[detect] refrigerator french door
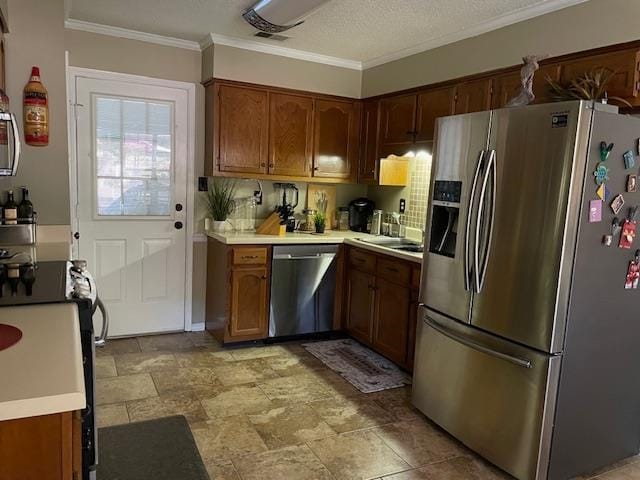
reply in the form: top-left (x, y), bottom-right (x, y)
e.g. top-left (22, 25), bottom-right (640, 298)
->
top-left (413, 101), bottom-right (592, 480)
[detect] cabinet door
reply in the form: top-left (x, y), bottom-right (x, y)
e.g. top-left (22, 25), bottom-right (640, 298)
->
top-left (415, 87), bottom-right (455, 143)
top-left (229, 266), bottom-right (269, 340)
top-left (560, 49), bottom-right (640, 102)
top-left (313, 99), bottom-right (359, 179)
top-left (345, 268), bottom-right (375, 344)
top-left (269, 93), bottom-right (313, 177)
top-left (217, 85), bottom-right (269, 175)
top-left (372, 278), bottom-right (410, 365)
top-left (491, 64), bottom-right (561, 108)
top-left (454, 78), bottom-right (493, 114)
top-left (359, 99), bottom-right (379, 183)
top-left (378, 94), bottom-right (417, 156)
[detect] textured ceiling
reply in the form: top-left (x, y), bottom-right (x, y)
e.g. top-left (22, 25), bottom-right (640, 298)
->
top-left (67, 0), bottom-right (583, 64)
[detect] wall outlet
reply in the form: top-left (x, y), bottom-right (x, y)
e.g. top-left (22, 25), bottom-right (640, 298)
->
top-left (399, 198), bottom-right (406, 213)
top-left (254, 190), bottom-right (263, 205)
top-left (198, 177), bottom-right (208, 192)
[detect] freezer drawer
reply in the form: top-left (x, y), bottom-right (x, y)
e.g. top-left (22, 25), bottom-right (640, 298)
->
top-left (412, 308), bottom-right (561, 480)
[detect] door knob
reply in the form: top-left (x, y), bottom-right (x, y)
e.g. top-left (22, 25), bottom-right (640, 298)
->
top-left (175, 203), bottom-right (183, 212)
top-left (174, 221), bottom-right (183, 230)
top-left (73, 232), bottom-right (80, 240)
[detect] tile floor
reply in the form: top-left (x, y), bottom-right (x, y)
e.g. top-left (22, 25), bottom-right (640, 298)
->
top-left (95, 332), bottom-right (640, 480)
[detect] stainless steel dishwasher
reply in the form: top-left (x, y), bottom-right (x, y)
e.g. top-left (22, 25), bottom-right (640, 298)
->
top-left (269, 244), bottom-right (338, 337)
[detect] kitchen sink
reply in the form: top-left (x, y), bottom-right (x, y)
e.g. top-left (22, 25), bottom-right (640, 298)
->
top-left (357, 237), bottom-right (423, 253)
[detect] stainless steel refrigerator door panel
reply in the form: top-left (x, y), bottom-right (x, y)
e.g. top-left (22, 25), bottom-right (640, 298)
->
top-left (412, 307), bottom-right (561, 480)
top-left (269, 244), bottom-right (337, 337)
top-left (421, 111), bottom-right (491, 322)
top-left (471, 102), bottom-right (591, 353)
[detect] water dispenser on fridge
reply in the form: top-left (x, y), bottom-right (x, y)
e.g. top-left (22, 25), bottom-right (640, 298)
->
top-left (428, 180), bottom-right (461, 258)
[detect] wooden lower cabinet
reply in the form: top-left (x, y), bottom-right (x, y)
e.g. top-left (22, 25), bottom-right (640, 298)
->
top-left (344, 246), bottom-right (420, 370)
top-left (0, 411), bottom-right (82, 480)
top-left (229, 266), bottom-right (269, 340)
top-left (372, 278), bottom-right (410, 365)
top-left (206, 239), bottom-right (270, 343)
top-left (345, 268), bottom-right (375, 344)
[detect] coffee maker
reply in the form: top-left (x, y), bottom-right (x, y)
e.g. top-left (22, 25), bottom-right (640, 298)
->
top-left (274, 183), bottom-right (299, 232)
top-left (348, 198), bottom-right (374, 232)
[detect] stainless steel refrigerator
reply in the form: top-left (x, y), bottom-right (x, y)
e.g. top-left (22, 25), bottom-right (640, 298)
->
top-left (413, 100), bottom-right (640, 480)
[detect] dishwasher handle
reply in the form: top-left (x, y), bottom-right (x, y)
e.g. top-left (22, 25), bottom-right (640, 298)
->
top-left (273, 253), bottom-right (337, 260)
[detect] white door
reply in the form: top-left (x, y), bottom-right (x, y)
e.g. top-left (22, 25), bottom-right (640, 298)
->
top-left (75, 77), bottom-right (188, 337)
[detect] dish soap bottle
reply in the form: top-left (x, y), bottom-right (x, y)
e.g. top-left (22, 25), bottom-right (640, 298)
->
top-left (23, 66), bottom-right (49, 146)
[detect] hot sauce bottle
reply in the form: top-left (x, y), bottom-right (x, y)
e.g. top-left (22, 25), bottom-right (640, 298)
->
top-left (23, 66), bottom-right (49, 146)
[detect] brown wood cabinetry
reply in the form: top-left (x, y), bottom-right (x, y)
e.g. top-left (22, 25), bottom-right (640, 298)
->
top-left (560, 49), bottom-right (640, 102)
top-left (372, 277), bottom-right (410, 365)
top-left (415, 87), bottom-right (456, 144)
top-left (205, 79), bottom-right (359, 182)
top-left (378, 94), bottom-right (416, 156)
top-left (0, 411), bottom-right (82, 480)
top-left (359, 99), bottom-right (380, 183)
top-left (269, 93), bottom-right (313, 177)
top-left (206, 239), bottom-right (270, 343)
top-left (216, 84), bottom-right (269, 175)
top-left (344, 246), bottom-right (420, 370)
top-left (313, 99), bottom-right (360, 179)
top-left (454, 78), bottom-right (493, 114)
top-left (345, 268), bottom-right (375, 344)
top-left (229, 266), bottom-right (269, 340)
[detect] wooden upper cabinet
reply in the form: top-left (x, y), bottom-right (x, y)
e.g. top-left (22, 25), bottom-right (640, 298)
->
top-left (359, 99), bottom-right (379, 183)
top-left (269, 93), bottom-right (313, 177)
top-left (379, 94), bottom-right (417, 155)
top-left (560, 49), bottom-right (640, 102)
top-left (492, 64), bottom-right (561, 108)
top-left (313, 99), bottom-right (359, 179)
top-left (454, 78), bottom-right (493, 114)
top-left (216, 84), bottom-right (269, 175)
top-left (229, 266), bottom-right (269, 341)
top-left (415, 87), bottom-right (456, 143)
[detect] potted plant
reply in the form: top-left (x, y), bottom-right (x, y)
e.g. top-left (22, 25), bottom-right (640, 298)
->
top-left (206, 178), bottom-right (236, 233)
top-left (314, 211), bottom-right (326, 234)
top-left (546, 67), bottom-right (632, 106)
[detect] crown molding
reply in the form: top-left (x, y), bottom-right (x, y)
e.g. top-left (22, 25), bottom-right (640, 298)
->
top-left (200, 33), bottom-right (363, 70)
top-left (362, 0), bottom-right (588, 69)
top-left (64, 19), bottom-right (202, 51)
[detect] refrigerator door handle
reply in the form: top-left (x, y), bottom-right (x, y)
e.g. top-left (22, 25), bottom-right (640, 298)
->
top-left (464, 149), bottom-right (485, 292)
top-left (474, 149), bottom-right (496, 293)
top-left (423, 314), bottom-right (532, 369)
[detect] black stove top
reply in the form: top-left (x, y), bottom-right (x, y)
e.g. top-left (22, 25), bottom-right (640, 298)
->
top-left (0, 261), bottom-right (71, 307)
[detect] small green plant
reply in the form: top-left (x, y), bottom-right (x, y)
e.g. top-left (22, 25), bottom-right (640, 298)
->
top-left (314, 212), bottom-right (326, 228)
top-left (206, 178), bottom-right (237, 221)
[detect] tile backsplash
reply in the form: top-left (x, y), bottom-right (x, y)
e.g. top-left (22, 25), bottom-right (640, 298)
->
top-left (367, 154), bottom-right (432, 230)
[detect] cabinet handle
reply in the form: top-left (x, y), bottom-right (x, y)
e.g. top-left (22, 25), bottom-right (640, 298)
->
top-left (242, 255), bottom-right (259, 259)
top-left (261, 163), bottom-right (266, 167)
top-left (261, 275), bottom-right (268, 280)
top-left (269, 163), bottom-right (274, 168)
top-left (313, 166), bottom-right (319, 171)
top-left (386, 267), bottom-right (399, 273)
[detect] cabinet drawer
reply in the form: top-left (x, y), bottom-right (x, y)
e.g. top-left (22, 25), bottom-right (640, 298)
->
top-left (232, 247), bottom-right (268, 265)
top-left (377, 258), bottom-right (410, 285)
top-left (349, 248), bottom-right (376, 273)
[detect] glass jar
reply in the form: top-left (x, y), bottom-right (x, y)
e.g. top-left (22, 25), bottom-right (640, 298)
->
top-left (301, 208), bottom-right (316, 232)
top-left (338, 207), bottom-right (349, 231)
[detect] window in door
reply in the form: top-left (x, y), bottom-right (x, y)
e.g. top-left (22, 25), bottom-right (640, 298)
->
top-left (94, 96), bottom-right (174, 217)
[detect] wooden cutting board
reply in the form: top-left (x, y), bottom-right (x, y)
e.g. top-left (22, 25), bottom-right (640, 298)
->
top-left (307, 184), bottom-right (336, 230)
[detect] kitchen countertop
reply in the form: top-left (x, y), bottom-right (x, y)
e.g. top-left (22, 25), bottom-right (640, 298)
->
top-left (0, 304), bottom-right (86, 422)
top-left (207, 230), bottom-right (423, 264)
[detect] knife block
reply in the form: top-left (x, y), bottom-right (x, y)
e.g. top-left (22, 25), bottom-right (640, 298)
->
top-left (256, 211), bottom-right (286, 236)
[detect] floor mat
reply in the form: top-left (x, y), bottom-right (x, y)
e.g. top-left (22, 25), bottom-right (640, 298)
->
top-left (303, 339), bottom-right (411, 393)
top-left (97, 415), bottom-right (209, 480)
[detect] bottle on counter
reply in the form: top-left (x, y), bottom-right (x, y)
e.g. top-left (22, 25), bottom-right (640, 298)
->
top-left (23, 66), bottom-right (49, 147)
top-left (3, 190), bottom-right (17, 225)
top-left (18, 187), bottom-right (34, 224)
